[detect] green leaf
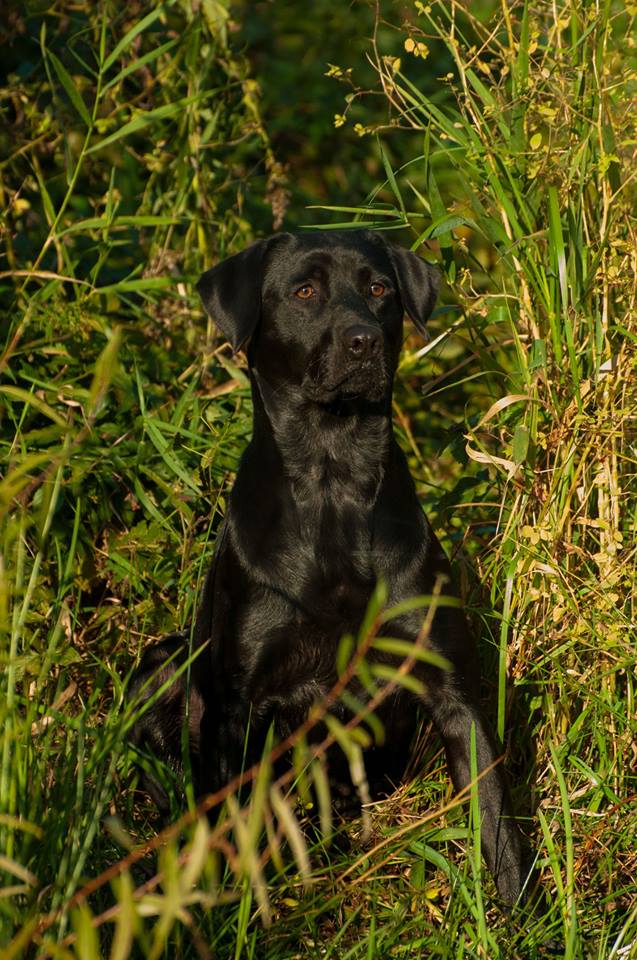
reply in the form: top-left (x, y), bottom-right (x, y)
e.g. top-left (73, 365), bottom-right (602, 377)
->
top-left (87, 330), bottom-right (121, 416)
top-left (310, 759), bottom-right (332, 841)
top-left (372, 636), bottom-right (451, 671)
top-left (379, 142), bottom-right (407, 219)
top-left (548, 186), bottom-right (568, 309)
top-left (426, 165), bottom-right (452, 254)
top-left (371, 664), bottom-right (425, 695)
top-left (71, 904), bottom-right (99, 960)
top-left (416, 212), bottom-right (479, 246)
top-left (302, 219), bottom-right (407, 231)
top-left (0, 453), bottom-right (54, 508)
top-left (101, 38), bottom-right (178, 94)
top-left (305, 205), bottom-right (400, 217)
top-left (0, 386), bottom-right (67, 426)
top-left (142, 418), bottom-right (201, 495)
top-left (86, 96), bottom-right (200, 154)
top-left (102, 6), bottom-right (168, 72)
top-left (357, 578), bottom-right (387, 646)
top-left (58, 215), bottom-right (180, 237)
top-left (512, 424), bottom-right (530, 464)
top-left (47, 50), bottom-right (92, 127)
top-left (336, 633), bottom-right (355, 677)
top-left (528, 338), bottom-right (547, 372)
top-left (94, 276), bottom-right (176, 295)
top-left (381, 593), bottom-right (458, 622)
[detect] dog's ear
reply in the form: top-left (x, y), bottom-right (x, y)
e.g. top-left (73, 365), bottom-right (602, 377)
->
top-left (197, 239), bottom-right (270, 353)
top-left (386, 243), bottom-right (440, 337)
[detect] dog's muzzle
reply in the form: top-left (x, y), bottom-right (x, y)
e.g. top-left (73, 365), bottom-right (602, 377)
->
top-left (342, 323), bottom-right (382, 361)
top-left (302, 322), bottom-right (388, 403)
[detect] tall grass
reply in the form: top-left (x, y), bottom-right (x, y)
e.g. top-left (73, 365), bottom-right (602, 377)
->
top-left (1, 0), bottom-right (636, 957)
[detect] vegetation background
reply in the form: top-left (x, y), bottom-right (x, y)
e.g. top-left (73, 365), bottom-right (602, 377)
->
top-left (1, 0), bottom-right (635, 957)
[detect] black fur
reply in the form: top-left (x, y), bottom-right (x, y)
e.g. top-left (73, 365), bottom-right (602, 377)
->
top-left (132, 230), bottom-right (529, 905)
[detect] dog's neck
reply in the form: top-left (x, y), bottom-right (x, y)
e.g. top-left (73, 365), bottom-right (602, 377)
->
top-left (225, 369), bottom-right (399, 605)
top-left (250, 370), bottom-right (392, 510)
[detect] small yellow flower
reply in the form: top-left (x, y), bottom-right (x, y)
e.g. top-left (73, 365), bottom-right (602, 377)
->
top-left (404, 37), bottom-right (429, 58)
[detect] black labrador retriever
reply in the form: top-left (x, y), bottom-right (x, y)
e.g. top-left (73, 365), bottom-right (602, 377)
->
top-left (132, 229), bottom-right (529, 906)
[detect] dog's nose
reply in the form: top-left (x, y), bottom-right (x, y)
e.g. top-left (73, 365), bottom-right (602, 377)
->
top-left (343, 324), bottom-right (382, 359)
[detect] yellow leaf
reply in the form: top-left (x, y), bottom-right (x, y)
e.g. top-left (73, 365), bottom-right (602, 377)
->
top-left (475, 394), bottom-right (529, 429)
top-left (465, 443), bottom-right (517, 475)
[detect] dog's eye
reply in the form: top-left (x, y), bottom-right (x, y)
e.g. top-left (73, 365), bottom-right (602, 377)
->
top-left (369, 282), bottom-right (386, 298)
top-left (295, 285), bottom-right (316, 300)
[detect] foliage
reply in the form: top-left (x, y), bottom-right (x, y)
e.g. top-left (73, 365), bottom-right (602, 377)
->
top-left (1, 0), bottom-right (636, 957)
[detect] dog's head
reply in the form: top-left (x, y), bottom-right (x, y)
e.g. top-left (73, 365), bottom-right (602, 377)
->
top-left (197, 230), bottom-right (439, 405)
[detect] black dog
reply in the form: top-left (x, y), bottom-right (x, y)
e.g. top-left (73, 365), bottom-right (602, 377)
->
top-left (132, 230), bottom-right (529, 906)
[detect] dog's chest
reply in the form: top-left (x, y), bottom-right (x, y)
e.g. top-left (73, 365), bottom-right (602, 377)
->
top-left (228, 412), bottom-right (391, 635)
top-left (289, 447), bottom-right (380, 582)
top-left (235, 577), bottom-right (372, 708)
top-left (289, 417), bottom-right (384, 511)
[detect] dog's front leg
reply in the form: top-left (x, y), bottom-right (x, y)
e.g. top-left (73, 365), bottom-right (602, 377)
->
top-left (426, 688), bottom-right (529, 906)
top-left (198, 695), bottom-right (257, 800)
